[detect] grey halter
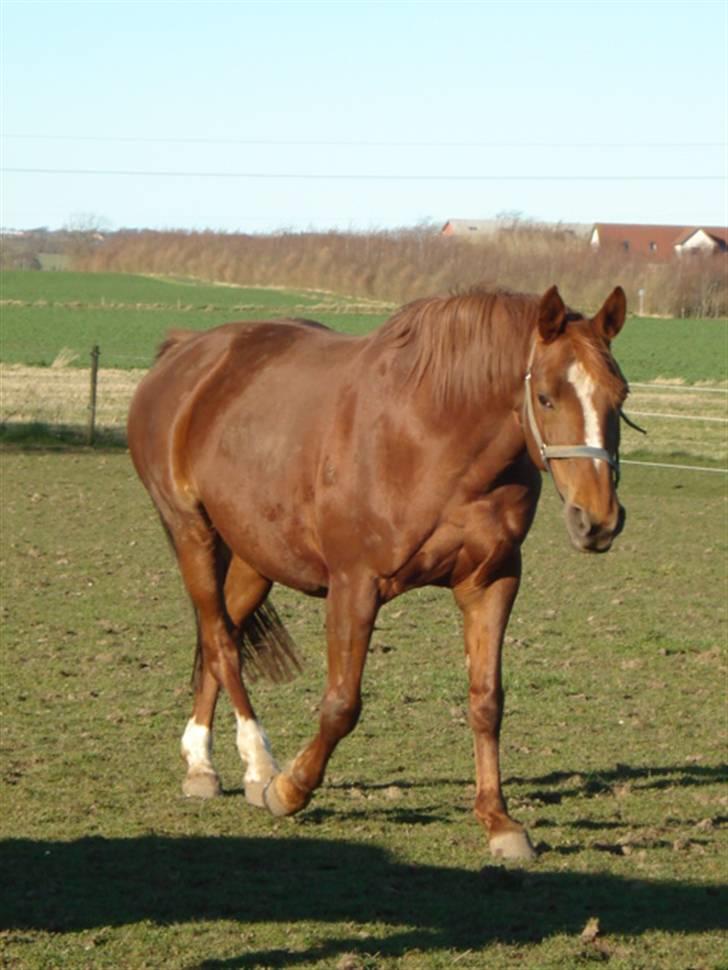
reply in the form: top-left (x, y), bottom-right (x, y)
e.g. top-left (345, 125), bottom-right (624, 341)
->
top-left (523, 341), bottom-right (620, 485)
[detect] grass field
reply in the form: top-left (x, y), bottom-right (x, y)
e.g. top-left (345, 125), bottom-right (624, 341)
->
top-left (1, 270), bottom-right (727, 967)
top-left (0, 452), bottom-right (726, 969)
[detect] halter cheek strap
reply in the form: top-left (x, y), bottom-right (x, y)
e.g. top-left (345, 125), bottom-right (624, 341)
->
top-left (523, 342), bottom-right (620, 486)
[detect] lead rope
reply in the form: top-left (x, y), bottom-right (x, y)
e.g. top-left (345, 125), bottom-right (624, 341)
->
top-left (619, 409), bottom-right (647, 436)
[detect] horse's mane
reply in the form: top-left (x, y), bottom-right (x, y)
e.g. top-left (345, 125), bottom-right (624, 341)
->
top-left (371, 287), bottom-right (628, 410)
top-left (371, 288), bottom-right (538, 408)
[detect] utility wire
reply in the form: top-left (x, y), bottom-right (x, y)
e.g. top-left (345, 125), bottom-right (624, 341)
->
top-left (2, 167), bottom-right (721, 181)
top-left (3, 134), bottom-right (725, 149)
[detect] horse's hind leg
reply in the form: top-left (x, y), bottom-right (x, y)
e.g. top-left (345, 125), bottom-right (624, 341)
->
top-left (223, 555), bottom-right (281, 807)
top-left (170, 514), bottom-right (272, 800)
top-left (181, 657), bottom-right (222, 798)
top-left (264, 573), bottom-right (378, 816)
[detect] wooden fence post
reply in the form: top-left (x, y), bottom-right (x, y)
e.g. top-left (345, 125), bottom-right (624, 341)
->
top-left (87, 344), bottom-right (100, 445)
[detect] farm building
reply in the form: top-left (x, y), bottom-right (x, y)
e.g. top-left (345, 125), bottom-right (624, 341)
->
top-left (673, 226), bottom-right (728, 255)
top-left (441, 219), bottom-right (591, 240)
top-left (441, 219), bottom-right (502, 238)
top-left (441, 219), bottom-right (728, 262)
top-left (590, 223), bottom-right (728, 261)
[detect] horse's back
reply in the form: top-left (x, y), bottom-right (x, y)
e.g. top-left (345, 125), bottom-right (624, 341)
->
top-left (130, 317), bottom-right (350, 453)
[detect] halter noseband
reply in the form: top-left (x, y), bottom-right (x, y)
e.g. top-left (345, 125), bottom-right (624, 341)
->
top-left (523, 341), bottom-right (620, 486)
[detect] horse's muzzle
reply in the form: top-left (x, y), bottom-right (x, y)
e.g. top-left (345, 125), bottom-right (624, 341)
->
top-left (565, 502), bottom-right (626, 553)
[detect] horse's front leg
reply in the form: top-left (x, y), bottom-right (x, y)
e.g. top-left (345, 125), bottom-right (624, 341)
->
top-left (264, 573), bottom-right (378, 816)
top-left (454, 553), bottom-right (536, 861)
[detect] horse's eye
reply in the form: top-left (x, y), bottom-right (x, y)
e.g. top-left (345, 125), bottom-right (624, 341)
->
top-left (538, 393), bottom-right (554, 409)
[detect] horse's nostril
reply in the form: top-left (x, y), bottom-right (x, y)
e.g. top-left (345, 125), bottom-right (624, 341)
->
top-left (567, 505), bottom-right (591, 537)
top-left (565, 501), bottom-right (624, 553)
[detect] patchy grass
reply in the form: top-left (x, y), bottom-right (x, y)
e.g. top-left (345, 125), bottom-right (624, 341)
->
top-left (0, 452), bottom-right (725, 968)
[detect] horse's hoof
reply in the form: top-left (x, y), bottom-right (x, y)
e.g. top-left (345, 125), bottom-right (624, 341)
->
top-left (244, 776), bottom-right (275, 809)
top-left (262, 772), bottom-right (310, 817)
top-left (489, 828), bottom-right (537, 861)
top-left (182, 770), bottom-right (222, 799)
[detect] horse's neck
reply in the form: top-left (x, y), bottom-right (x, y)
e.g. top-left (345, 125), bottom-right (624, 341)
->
top-left (407, 367), bottom-right (529, 471)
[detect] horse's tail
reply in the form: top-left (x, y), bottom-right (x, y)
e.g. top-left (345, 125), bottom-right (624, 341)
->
top-left (237, 600), bottom-right (303, 683)
top-left (156, 328), bottom-right (198, 362)
top-left (191, 600), bottom-right (302, 690)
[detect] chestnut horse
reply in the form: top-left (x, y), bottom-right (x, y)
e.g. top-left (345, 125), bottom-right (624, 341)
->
top-left (128, 284), bottom-right (628, 860)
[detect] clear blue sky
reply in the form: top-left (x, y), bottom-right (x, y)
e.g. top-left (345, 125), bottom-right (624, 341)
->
top-left (1, 0), bottom-right (726, 233)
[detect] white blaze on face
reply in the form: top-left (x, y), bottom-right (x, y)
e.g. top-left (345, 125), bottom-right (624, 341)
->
top-left (235, 714), bottom-right (279, 784)
top-left (181, 718), bottom-right (214, 772)
top-left (567, 361), bottom-right (603, 466)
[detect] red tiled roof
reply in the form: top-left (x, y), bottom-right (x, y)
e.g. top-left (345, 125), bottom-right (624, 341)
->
top-left (673, 226), bottom-right (728, 247)
top-left (592, 224), bottom-right (683, 259)
top-left (592, 223), bottom-right (728, 260)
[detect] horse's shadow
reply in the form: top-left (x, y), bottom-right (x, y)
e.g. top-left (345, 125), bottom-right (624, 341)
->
top-left (328, 762), bottom-right (728, 797)
top-left (507, 761), bottom-right (728, 797)
top-left (2, 828), bottom-right (725, 969)
top-left (284, 761), bottom-right (728, 829)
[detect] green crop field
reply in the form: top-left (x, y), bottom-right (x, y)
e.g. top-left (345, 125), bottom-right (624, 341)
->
top-left (0, 271), bottom-right (393, 368)
top-left (1, 270), bottom-right (727, 382)
top-left (0, 450), bottom-right (725, 969)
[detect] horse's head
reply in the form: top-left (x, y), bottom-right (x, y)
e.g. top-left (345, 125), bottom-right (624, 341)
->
top-left (523, 285), bottom-right (628, 553)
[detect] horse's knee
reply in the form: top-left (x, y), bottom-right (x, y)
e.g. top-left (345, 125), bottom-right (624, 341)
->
top-left (320, 688), bottom-right (362, 739)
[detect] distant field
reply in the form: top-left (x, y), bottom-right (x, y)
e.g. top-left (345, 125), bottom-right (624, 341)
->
top-left (1, 271), bottom-right (726, 466)
top-left (1, 270), bottom-right (726, 381)
top-left (0, 271), bottom-right (393, 368)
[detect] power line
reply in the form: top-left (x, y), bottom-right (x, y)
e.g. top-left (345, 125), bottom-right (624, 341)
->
top-left (2, 167), bottom-right (722, 182)
top-left (3, 134), bottom-right (724, 149)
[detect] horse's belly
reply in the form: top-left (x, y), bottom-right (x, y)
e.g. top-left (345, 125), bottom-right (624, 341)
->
top-left (205, 489), bottom-right (329, 595)
top-left (249, 530), bottom-right (329, 596)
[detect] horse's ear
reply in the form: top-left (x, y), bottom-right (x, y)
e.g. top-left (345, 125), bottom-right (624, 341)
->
top-left (537, 285), bottom-right (567, 343)
top-left (593, 286), bottom-right (626, 342)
